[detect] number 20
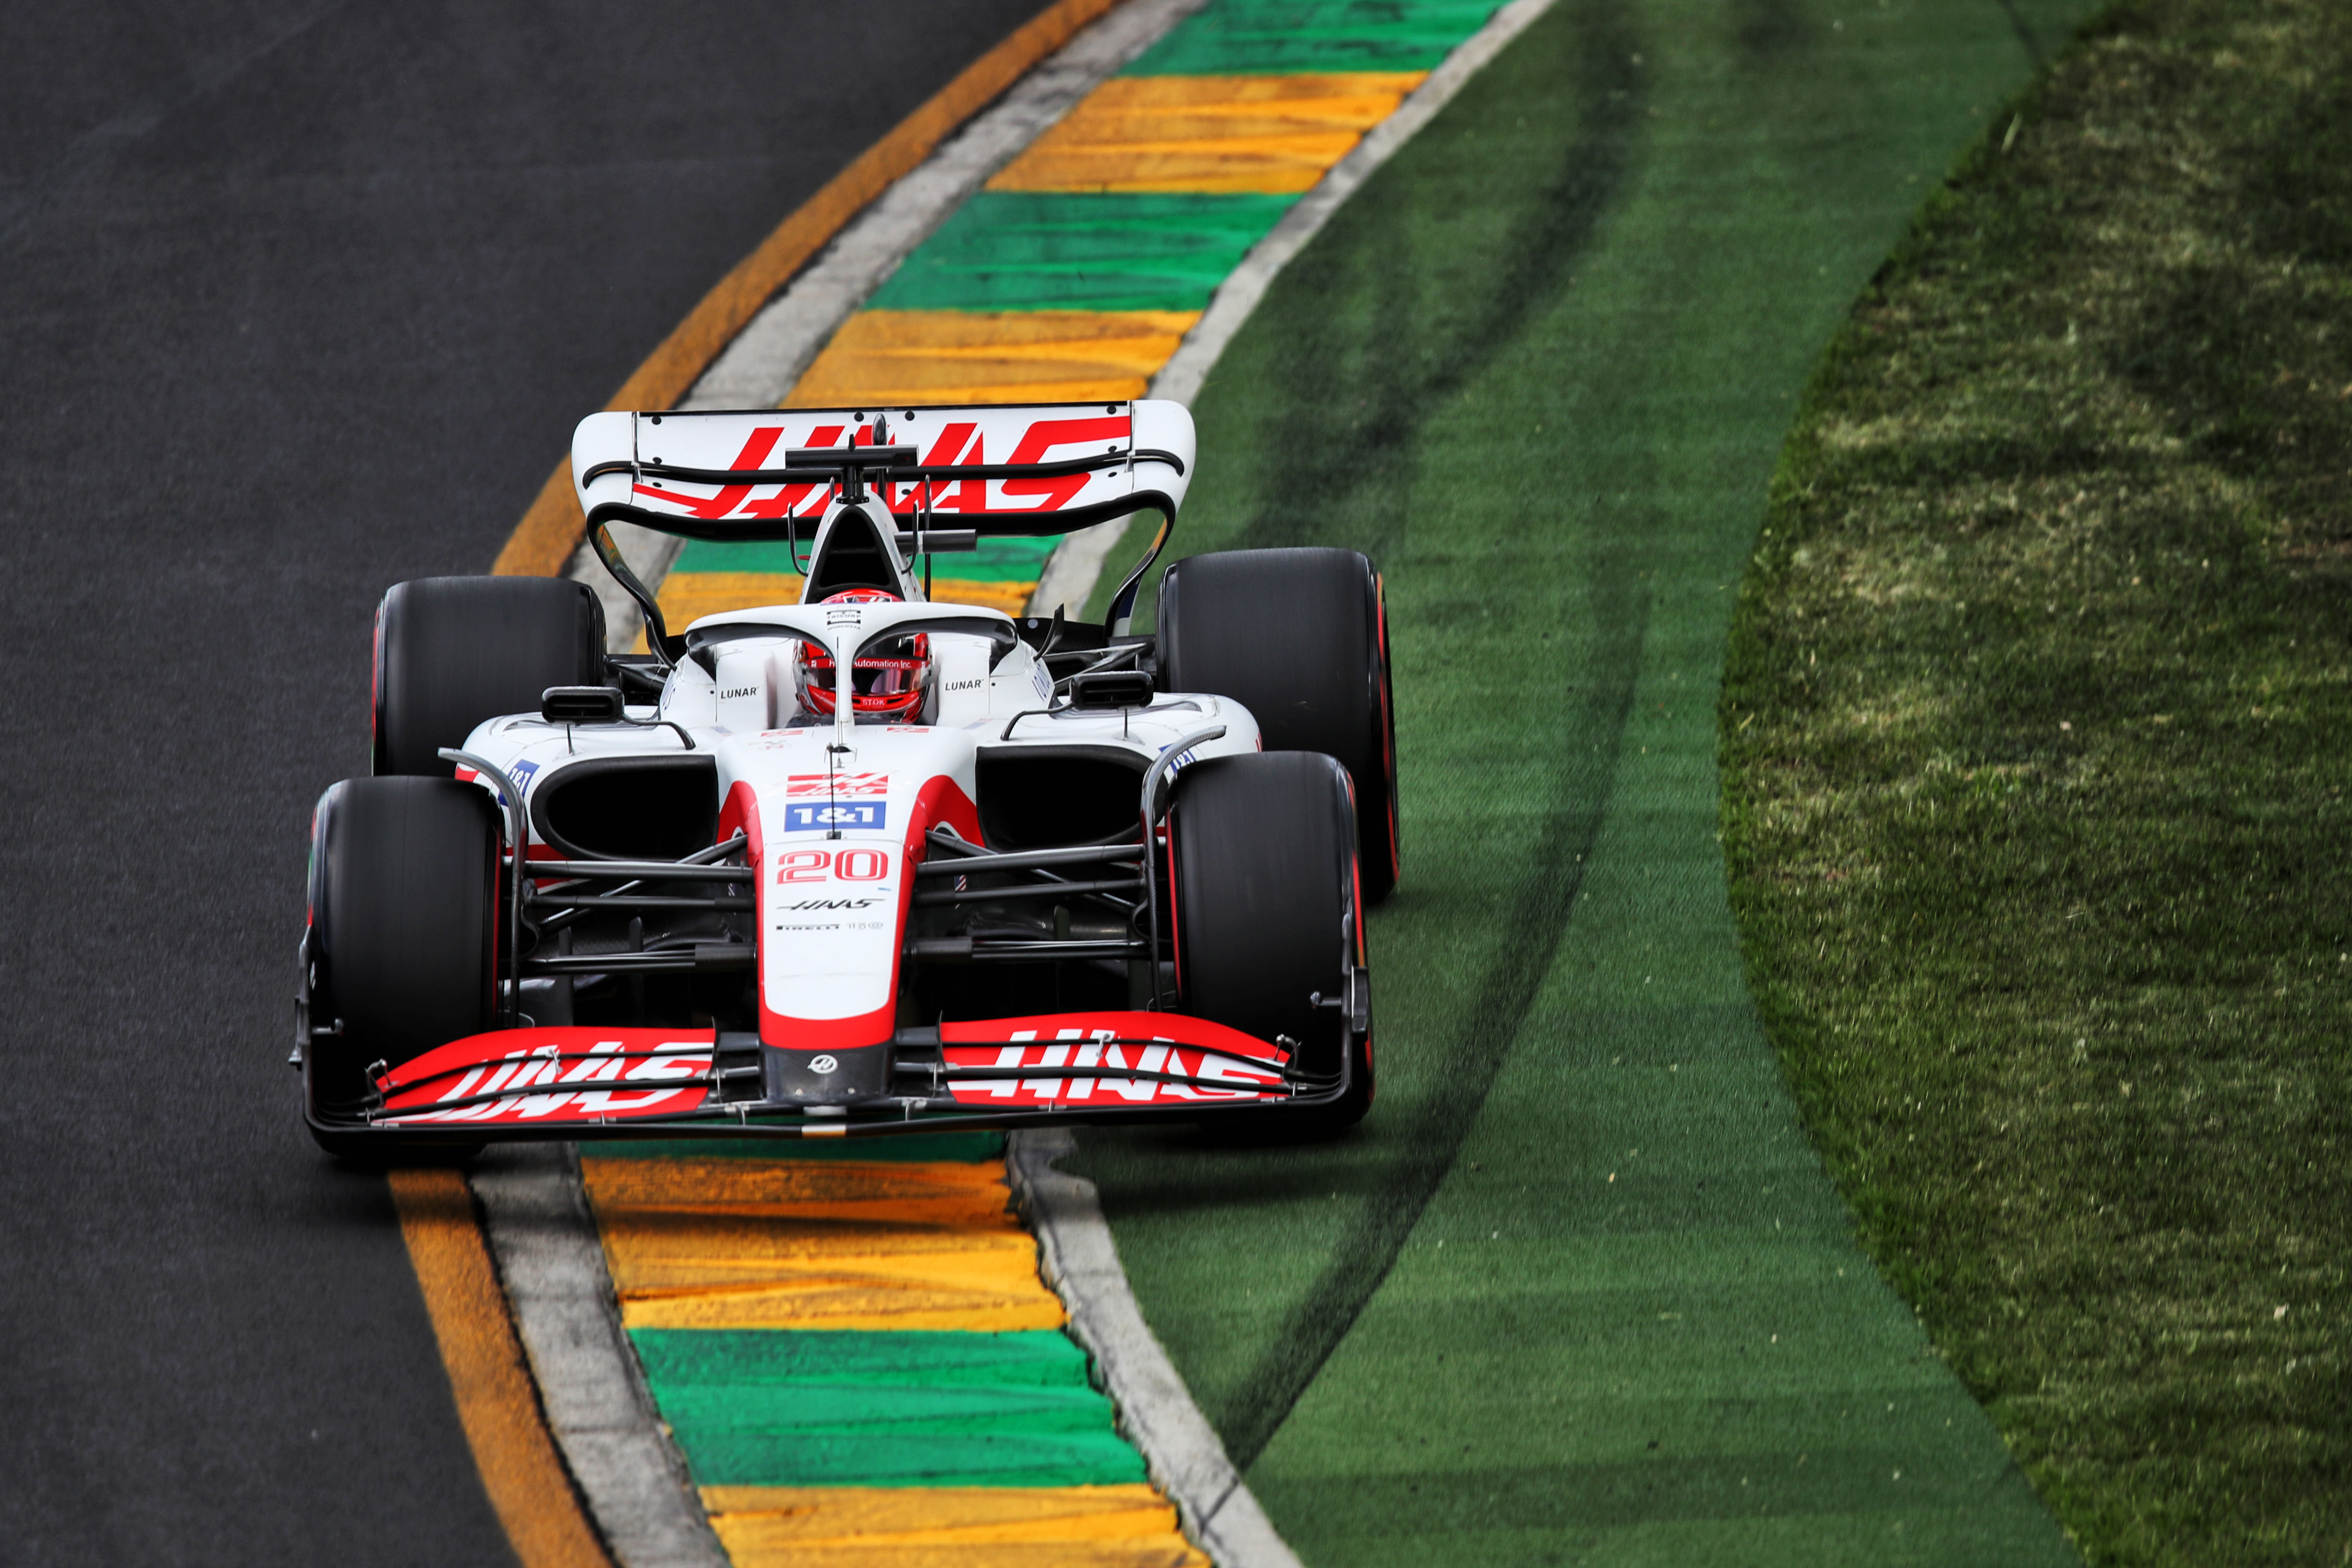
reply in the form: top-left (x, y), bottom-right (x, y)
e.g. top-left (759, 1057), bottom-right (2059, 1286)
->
top-left (776, 848), bottom-right (891, 883)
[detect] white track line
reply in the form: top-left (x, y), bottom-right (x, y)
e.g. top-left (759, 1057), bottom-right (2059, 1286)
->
top-left (1149, 0), bottom-right (1561, 408)
top-left (570, 0), bottom-right (1217, 655)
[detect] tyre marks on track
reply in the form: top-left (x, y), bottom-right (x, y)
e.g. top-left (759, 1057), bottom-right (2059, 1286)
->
top-left (1223, 559), bottom-right (1651, 1470)
top-left (1210, 0), bottom-right (1649, 1461)
top-left (1068, 0), bottom-right (2100, 1556)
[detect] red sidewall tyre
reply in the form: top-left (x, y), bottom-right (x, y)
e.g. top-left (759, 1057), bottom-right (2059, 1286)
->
top-left (1157, 548), bottom-right (1399, 901)
top-left (1170, 751), bottom-right (1372, 1133)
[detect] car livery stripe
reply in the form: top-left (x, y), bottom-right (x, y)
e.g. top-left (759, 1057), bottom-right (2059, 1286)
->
top-left (652, 0), bottom-right (1516, 630)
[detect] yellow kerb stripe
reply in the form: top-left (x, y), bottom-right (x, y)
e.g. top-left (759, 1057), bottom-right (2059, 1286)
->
top-left (656, 571), bottom-right (1036, 630)
top-left (701, 1485), bottom-right (1208, 1566)
top-left (389, 1169), bottom-right (612, 1568)
top-left (786, 309), bottom-right (1200, 409)
top-left (987, 71), bottom-right (1427, 193)
top-left (919, 579), bottom-right (1041, 617)
top-left (581, 1157), bottom-right (1067, 1332)
top-left (656, 570), bottom-right (806, 631)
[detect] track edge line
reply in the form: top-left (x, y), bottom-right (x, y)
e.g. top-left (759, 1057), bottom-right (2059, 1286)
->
top-left (1151, 0), bottom-right (1568, 410)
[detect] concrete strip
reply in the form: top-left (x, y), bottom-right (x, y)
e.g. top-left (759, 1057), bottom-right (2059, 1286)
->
top-left (1008, 1128), bottom-right (1302, 1568)
top-left (471, 1145), bottom-right (729, 1568)
top-left (571, 0), bottom-right (1216, 654)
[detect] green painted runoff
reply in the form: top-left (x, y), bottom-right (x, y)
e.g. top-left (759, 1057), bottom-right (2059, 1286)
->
top-left (1069, 0), bottom-right (2101, 1561)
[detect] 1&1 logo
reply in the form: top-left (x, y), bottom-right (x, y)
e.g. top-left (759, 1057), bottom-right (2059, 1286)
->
top-left (783, 801), bottom-right (888, 832)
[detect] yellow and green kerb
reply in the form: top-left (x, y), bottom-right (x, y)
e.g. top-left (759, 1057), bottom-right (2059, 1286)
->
top-left (655, 0), bottom-right (1505, 628)
top-left (583, 1135), bottom-right (1204, 1566)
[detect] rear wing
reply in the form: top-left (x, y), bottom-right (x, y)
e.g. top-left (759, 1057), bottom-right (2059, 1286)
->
top-left (572, 400), bottom-right (1192, 538)
top-left (571, 400), bottom-right (1193, 650)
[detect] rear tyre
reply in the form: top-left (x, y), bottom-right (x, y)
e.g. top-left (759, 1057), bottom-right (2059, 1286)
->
top-left (304, 776), bottom-right (500, 1162)
top-left (374, 576), bottom-right (606, 776)
top-left (1171, 751), bottom-right (1372, 1135)
top-left (1157, 548), bottom-right (1399, 901)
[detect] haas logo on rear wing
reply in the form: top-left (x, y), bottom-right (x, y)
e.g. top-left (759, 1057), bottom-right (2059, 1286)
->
top-left (570, 400), bottom-right (1195, 533)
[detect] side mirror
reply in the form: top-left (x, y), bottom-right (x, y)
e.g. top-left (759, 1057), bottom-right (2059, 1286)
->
top-left (541, 686), bottom-right (624, 723)
top-left (1068, 670), bottom-right (1154, 709)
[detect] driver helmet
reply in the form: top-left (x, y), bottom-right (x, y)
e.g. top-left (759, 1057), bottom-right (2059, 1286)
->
top-left (796, 589), bottom-right (931, 722)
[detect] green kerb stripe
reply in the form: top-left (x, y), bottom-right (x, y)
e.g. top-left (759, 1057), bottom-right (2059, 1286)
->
top-left (863, 192), bottom-right (1298, 315)
top-left (671, 534), bottom-right (1060, 585)
top-left (1121, 0), bottom-right (1502, 75)
top-left (632, 1329), bottom-right (1148, 1489)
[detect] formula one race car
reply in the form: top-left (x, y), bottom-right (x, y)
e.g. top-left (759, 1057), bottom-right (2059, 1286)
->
top-left (297, 399), bottom-right (1397, 1154)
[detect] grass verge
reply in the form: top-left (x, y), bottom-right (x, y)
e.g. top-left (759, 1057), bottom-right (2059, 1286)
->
top-left (1720, 1), bottom-right (2352, 1561)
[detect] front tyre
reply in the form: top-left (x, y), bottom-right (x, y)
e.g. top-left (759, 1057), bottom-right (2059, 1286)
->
top-left (303, 776), bottom-right (499, 1162)
top-left (1157, 547), bottom-right (1400, 901)
top-left (1170, 751), bottom-right (1372, 1134)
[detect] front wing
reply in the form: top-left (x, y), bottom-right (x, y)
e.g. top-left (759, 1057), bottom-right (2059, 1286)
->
top-left (312, 1011), bottom-right (1351, 1144)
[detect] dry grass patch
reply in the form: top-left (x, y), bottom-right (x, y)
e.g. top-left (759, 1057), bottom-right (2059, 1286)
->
top-left (1721, 0), bottom-right (2352, 1561)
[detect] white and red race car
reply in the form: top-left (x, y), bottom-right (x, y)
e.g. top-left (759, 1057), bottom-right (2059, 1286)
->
top-left (298, 399), bottom-right (1397, 1154)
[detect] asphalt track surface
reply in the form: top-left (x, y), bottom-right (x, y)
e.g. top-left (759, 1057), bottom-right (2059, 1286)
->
top-left (0, 5), bottom-right (1047, 1562)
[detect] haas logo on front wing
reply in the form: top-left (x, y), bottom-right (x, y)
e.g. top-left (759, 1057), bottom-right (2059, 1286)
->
top-left (944, 1031), bottom-right (1285, 1106)
top-left (384, 1041), bottom-right (710, 1124)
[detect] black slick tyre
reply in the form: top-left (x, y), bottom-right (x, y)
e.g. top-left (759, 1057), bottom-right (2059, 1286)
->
top-left (303, 776), bottom-right (500, 1161)
top-left (1170, 750), bottom-right (1372, 1134)
top-left (1157, 547), bottom-right (1399, 900)
top-left (374, 576), bottom-right (606, 776)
